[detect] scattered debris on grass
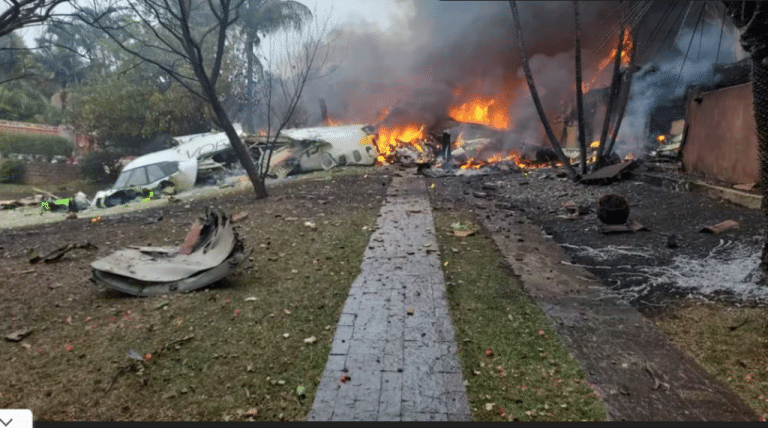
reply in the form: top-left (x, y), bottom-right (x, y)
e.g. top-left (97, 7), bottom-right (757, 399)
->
top-left (27, 242), bottom-right (98, 264)
top-left (451, 221), bottom-right (477, 237)
top-left (4, 328), bottom-right (33, 342)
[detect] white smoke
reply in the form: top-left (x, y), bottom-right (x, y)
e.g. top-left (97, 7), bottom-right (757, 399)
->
top-left (614, 17), bottom-right (746, 157)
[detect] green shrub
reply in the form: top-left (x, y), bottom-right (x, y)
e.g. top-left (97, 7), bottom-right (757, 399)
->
top-left (0, 158), bottom-right (26, 183)
top-left (79, 151), bottom-right (123, 184)
top-left (0, 133), bottom-right (73, 161)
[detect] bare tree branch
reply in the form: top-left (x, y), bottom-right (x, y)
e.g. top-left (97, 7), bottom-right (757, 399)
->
top-left (0, 0), bottom-right (70, 39)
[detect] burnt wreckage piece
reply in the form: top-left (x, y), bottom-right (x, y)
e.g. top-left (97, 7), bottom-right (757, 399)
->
top-left (90, 208), bottom-right (245, 296)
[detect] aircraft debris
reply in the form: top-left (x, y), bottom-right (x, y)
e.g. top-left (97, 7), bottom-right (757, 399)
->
top-left (90, 208), bottom-right (245, 296)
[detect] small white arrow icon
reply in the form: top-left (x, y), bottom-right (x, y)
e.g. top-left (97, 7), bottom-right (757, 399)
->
top-left (0, 418), bottom-right (11, 427)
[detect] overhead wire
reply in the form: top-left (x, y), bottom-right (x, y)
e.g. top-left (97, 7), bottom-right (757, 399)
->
top-left (595, 1), bottom-right (649, 56)
top-left (646, 1), bottom-right (689, 65)
top-left (677, 1), bottom-right (707, 85)
top-left (676, 1), bottom-right (694, 43)
top-left (711, 3), bottom-right (728, 87)
top-left (635, 2), bottom-right (676, 60)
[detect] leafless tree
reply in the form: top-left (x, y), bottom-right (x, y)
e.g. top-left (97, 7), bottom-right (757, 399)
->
top-left (75, 0), bottom-right (278, 198)
top-left (509, 1), bottom-right (578, 179)
top-left (0, 0), bottom-right (70, 39)
top-left (255, 10), bottom-right (331, 180)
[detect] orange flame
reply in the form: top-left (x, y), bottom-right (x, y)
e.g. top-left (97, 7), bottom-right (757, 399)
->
top-left (453, 133), bottom-right (465, 150)
top-left (361, 124), bottom-right (427, 164)
top-left (458, 150), bottom-right (558, 171)
top-left (590, 140), bottom-right (600, 149)
top-left (448, 97), bottom-right (510, 129)
top-left (583, 27), bottom-right (633, 93)
top-left (258, 129), bottom-right (267, 137)
top-left (656, 135), bottom-right (667, 143)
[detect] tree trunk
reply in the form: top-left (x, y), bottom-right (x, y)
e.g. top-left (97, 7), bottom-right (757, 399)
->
top-left (199, 64), bottom-right (267, 198)
top-left (754, 53), bottom-right (768, 273)
top-left (725, 1), bottom-right (768, 275)
top-left (245, 37), bottom-right (255, 134)
top-left (574, 0), bottom-right (588, 175)
top-left (211, 94), bottom-right (268, 199)
top-left (605, 27), bottom-right (639, 158)
top-left (596, 27), bottom-right (625, 169)
top-left (509, 1), bottom-right (579, 179)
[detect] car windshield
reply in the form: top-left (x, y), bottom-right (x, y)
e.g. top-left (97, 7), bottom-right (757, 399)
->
top-left (112, 161), bottom-right (179, 189)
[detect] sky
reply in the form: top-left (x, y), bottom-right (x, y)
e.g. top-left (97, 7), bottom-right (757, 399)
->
top-left (13, 0), bottom-right (415, 48)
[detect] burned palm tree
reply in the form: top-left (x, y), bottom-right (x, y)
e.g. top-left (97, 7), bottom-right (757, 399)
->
top-left (722, 1), bottom-right (768, 278)
top-left (595, 22), bottom-right (626, 169)
top-left (509, 1), bottom-right (578, 180)
top-left (573, 1), bottom-right (588, 175)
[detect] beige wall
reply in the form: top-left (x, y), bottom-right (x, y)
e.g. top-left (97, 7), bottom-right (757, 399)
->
top-left (683, 83), bottom-right (758, 185)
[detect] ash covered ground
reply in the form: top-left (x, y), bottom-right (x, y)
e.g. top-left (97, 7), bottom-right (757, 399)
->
top-left (429, 164), bottom-right (768, 312)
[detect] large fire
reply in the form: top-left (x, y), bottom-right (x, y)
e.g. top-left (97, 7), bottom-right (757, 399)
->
top-left (448, 97), bottom-right (510, 130)
top-left (364, 124), bottom-right (428, 164)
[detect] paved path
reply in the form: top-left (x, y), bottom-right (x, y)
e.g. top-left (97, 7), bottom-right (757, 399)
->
top-left (308, 175), bottom-right (472, 421)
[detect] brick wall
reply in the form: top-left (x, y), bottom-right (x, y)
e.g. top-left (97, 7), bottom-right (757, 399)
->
top-left (22, 161), bottom-right (81, 185)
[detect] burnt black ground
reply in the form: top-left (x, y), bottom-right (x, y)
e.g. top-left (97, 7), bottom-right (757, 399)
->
top-left (427, 163), bottom-right (763, 421)
top-left (431, 164), bottom-right (767, 311)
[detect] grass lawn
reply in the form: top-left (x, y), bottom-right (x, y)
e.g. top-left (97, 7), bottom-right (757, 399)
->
top-left (0, 168), bottom-right (387, 421)
top-left (651, 302), bottom-right (768, 421)
top-left (432, 207), bottom-right (607, 422)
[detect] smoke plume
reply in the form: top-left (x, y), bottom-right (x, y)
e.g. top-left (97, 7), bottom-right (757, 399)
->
top-left (301, 1), bottom-right (746, 157)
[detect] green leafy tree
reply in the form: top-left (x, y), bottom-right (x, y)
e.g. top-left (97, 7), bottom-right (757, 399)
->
top-left (77, 0), bottom-right (327, 199)
top-left (0, 33), bottom-right (51, 121)
top-left (70, 71), bottom-right (209, 155)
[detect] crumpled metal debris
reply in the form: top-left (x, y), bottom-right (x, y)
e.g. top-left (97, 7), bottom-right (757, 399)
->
top-left (90, 208), bottom-right (245, 296)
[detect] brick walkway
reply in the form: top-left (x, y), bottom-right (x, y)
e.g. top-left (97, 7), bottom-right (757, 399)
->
top-left (307, 175), bottom-right (472, 421)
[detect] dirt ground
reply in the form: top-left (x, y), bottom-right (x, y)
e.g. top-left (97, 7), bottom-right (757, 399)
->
top-left (2, 161), bottom-right (767, 420)
top-left (0, 167), bottom-right (389, 421)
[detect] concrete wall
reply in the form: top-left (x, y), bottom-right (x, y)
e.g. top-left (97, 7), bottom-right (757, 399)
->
top-left (682, 83), bottom-right (758, 185)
